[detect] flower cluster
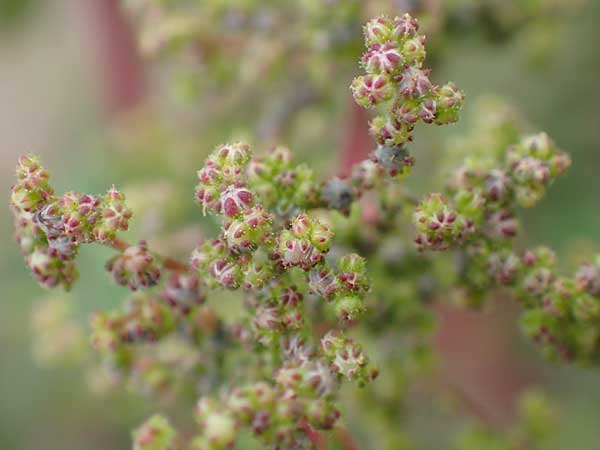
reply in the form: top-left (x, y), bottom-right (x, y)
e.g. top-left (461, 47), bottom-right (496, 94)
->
top-left (12, 11), bottom-right (591, 450)
top-left (247, 146), bottom-right (318, 217)
top-left (184, 329), bottom-right (379, 450)
top-left (10, 156), bottom-right (132, 289)
top-left (407, 99), bottom-right (600, 364)
top-left (352, 14), bottom-right (465, 147)
top-left (519, 251), bottom-right (600, 363)
top-left (413, 131), bottom-right (570, 251)
top-left (276, 214), bottom-right (333, 271)
top-left (195, 142), bottom-right (253, 216)
top-left (309, 254), bottom-right (370, 323)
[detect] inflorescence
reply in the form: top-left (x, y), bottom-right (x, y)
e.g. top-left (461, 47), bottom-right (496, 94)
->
top-left (10, 11), bottom-right (596, 450)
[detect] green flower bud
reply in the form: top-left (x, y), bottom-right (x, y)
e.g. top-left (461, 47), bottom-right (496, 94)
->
top-left (132, 415), bottom-right (176, 450)
top-left (363, 15), bottom-right (394, 47)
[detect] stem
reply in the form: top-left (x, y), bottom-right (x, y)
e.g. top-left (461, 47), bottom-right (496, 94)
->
top-left (87, 0), bottom-right (145, 115)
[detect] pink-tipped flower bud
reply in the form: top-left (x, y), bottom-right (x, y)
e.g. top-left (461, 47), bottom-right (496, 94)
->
top-left (362, 42), bottom-right (404, 75)
top-left (93, 187), bottom-right (132, 243)
top-left (392, 13), bottom-right (419, 40)
top-left (216, 186), bottom-right (253, 217)
top-left (369, 115), bottom-right (414, 147)
top-left (351, 74), bottom-right (394, 108)
top-left (105, 241), bottom-right (161, 291)
top-left (398, 67), bottom-right (432, 99)
top-left (27, 247), bottom-right (78, 289)
top-left (132, 414), bottom-right (176, 450)
top-left (402, 36), bottom-right (426, 66)
top-left (363, 15), bottom-right (393, 47)
top-left (308, 267), bottom-right (339, 301)
top-left (209, 259), bottom-right (242, 289)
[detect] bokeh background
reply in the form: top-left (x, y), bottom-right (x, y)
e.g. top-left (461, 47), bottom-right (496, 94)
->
top-left (1, 1), bottom-right (599, 449)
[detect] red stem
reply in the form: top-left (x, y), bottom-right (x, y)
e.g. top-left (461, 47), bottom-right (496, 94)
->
top-left (86, 0), bottom-right (145, 115)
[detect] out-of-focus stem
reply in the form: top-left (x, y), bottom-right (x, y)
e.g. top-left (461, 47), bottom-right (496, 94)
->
top-left (86, 0), bottom-right (145, 115)
top-left (340, 102), bottom-right (371, 176)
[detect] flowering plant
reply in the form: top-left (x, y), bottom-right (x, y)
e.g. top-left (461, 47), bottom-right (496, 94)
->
top-left (10, 8), bottom-right (597, 450)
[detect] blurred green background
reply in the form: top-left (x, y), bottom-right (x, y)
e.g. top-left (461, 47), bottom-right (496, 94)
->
top-left (1, 1), bottom-right (599, 449)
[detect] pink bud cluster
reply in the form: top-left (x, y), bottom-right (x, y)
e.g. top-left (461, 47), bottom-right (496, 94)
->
top-left (251, 286), bottom-right (305, 346)
top-left (106, 241), bottom-right (162, 291)
top-left (352, 14), bottom-right (465, 147)
top-left (186, 330), bottom-right (355, 449)
top-left (309, 254), bottom-right (369, 323)
top-left (275, 214), bottom-right (333, 271)
top-left (413, 193), bottom-right (471, 251)
top-left (10, 156), bottom-right (132, 289)
top-left (247, 146), bottom-right (317, 217)
top-left (195, 142), bottom-right (253, 216)
top-left (415, 129), bottom-right (570, 253)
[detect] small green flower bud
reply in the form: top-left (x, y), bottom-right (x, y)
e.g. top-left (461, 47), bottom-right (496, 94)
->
top-left (242, 251), bottom-right (274, 290)
top-left (488, 251), bottom-right (521, 285)
top-left (321, 331), bottom-right (377, 386)
top-left (434, 82), bottom-right (465, 125)
top-left (363, 16), bottom-right (394, 47)
top-left (413, 194), bottom-right (466, 251)
top-left (216, 186), bottom-right (254, 218)
top-left (507, 133), bottom-right (570, 208)
top-left (573, 293), bottom-right (600, 322)
top-left (210, 259), bottom-right (242, 289)
top-left (351, 159), bottom-right (381, 191)
top-left (485, 210), bottom-right (518, 239)
top-left (402, 36), bottom-right (426, 66)
top-left (15, 155), bottom-right (52, 196)
top-left (370, 115), bottom-right (413, 147)
top-left (10, 185), bottom-right (43, 213)
top-left (195, 398), bottom-right (238, 449)
top-left (333, 295), bottom-right (365, 323)
top-left (132, 414), bottom-right (176, 450)
top-left (337, 254), bottom-right (369, 293)
top-left (305, 398), bottom-right (340, 430)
